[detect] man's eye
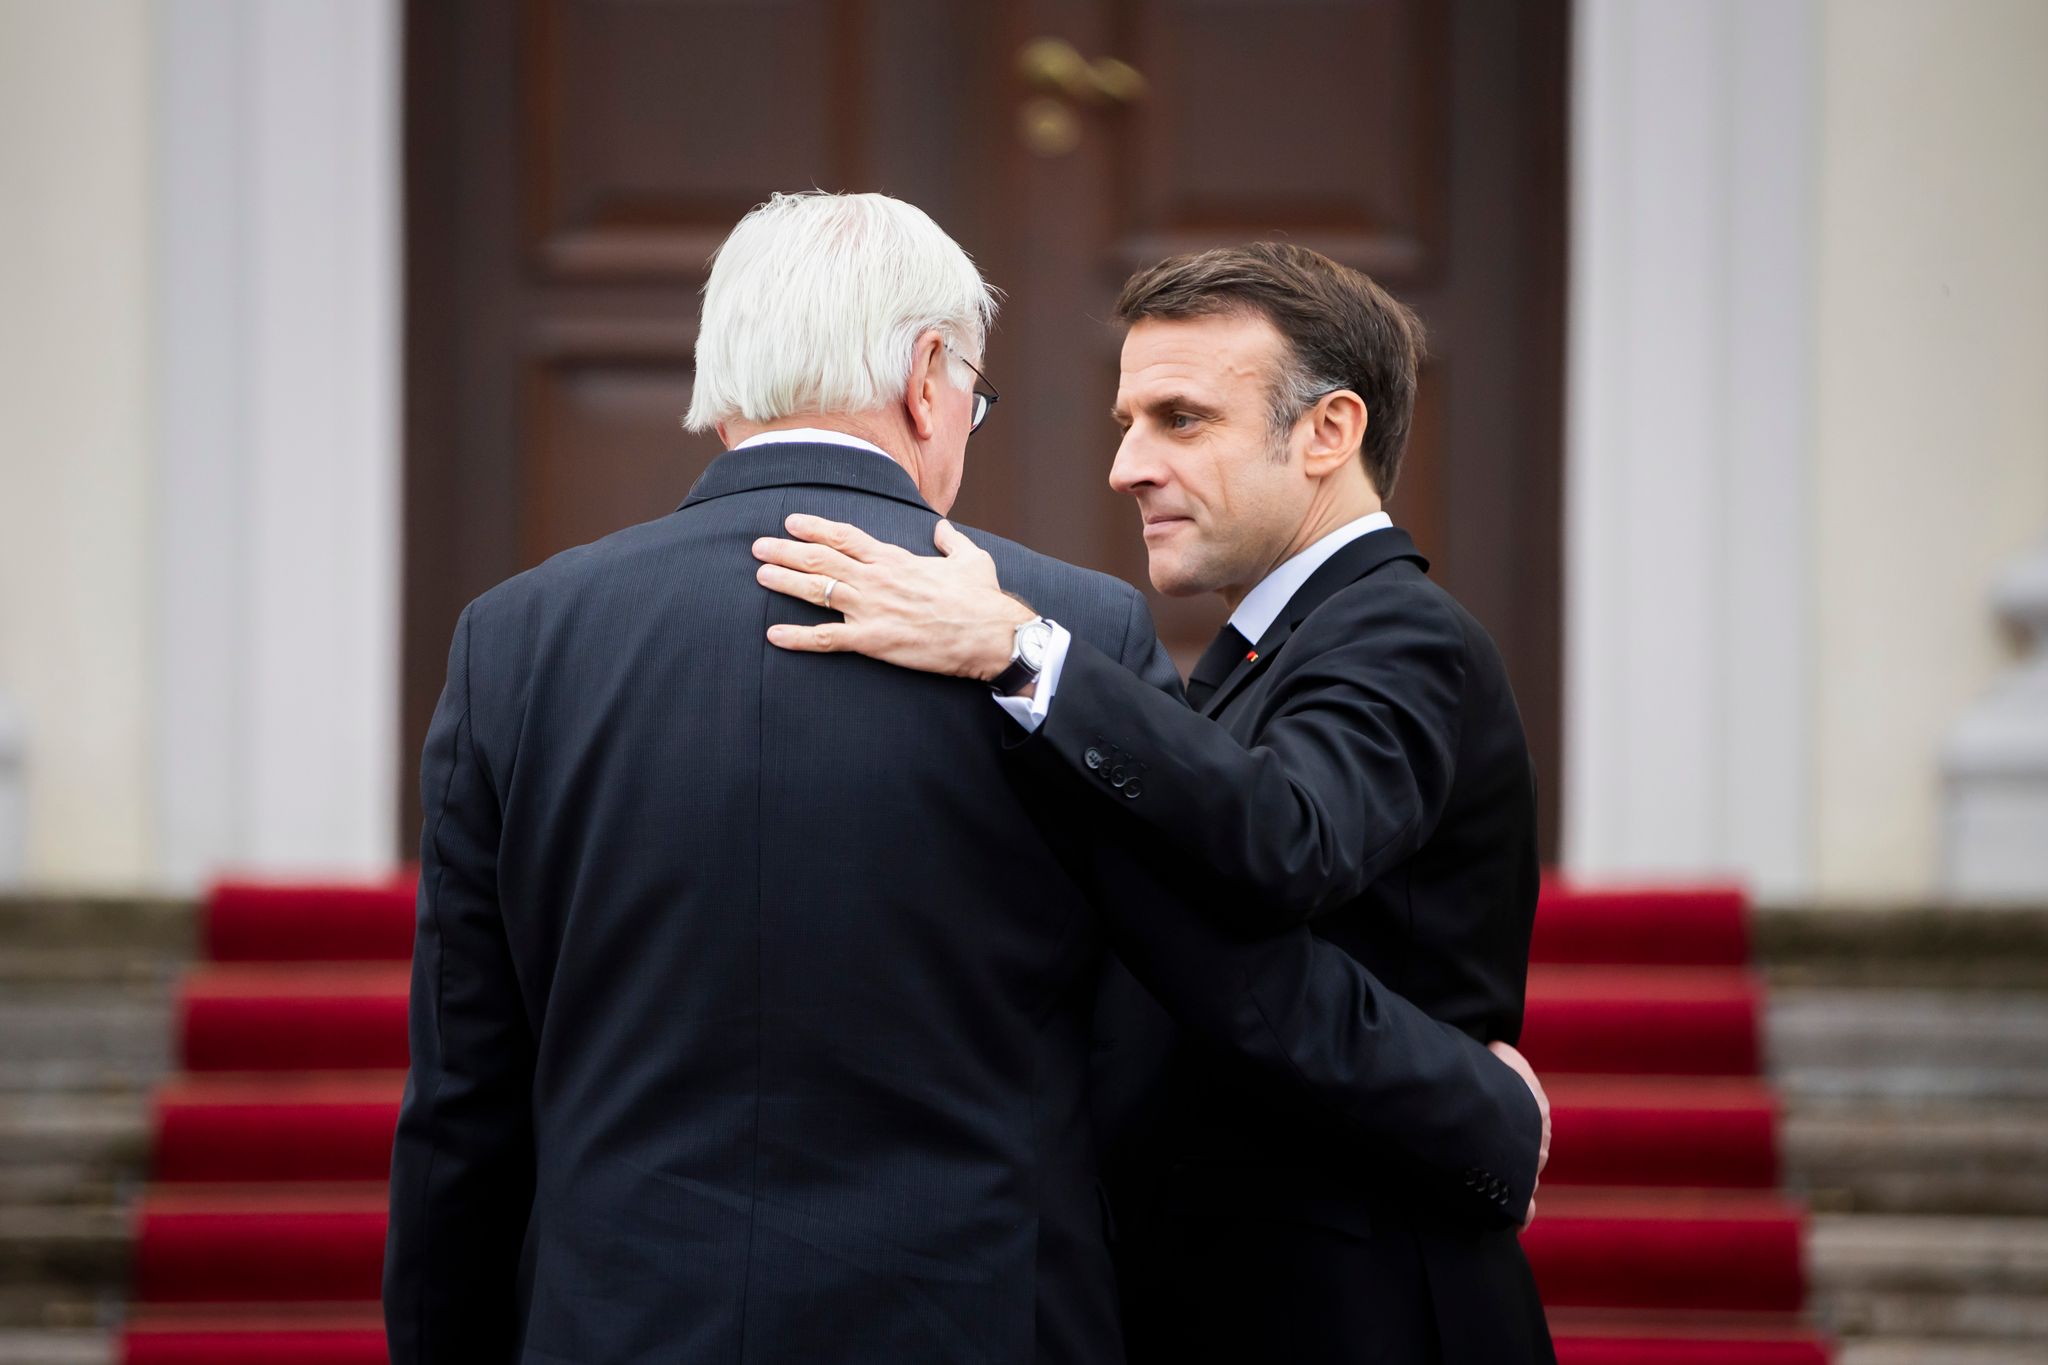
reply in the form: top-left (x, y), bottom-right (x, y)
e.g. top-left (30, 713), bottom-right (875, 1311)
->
top-left (1170, 413), bottom-right (1199, 431)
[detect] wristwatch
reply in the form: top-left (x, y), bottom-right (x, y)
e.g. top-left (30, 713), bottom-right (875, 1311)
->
top-left (991, 616), bottom-right (1055, 695)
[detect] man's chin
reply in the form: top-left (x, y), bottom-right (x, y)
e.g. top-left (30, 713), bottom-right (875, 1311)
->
top-left (1144, 557), bottom-right (1210, 599)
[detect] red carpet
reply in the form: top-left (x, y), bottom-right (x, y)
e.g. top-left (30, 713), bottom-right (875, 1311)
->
top-left (122, 876), bottom-right (1831, 1362)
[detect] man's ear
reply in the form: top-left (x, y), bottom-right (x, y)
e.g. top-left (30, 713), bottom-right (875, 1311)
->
top-left (903, 330), bottom-right (947, 442)
top-left (1302, 389), bottom-right (1368, 480)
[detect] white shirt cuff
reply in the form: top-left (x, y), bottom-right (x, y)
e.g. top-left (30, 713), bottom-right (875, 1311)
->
top-left (991, 621), bottom-right (1071, 733)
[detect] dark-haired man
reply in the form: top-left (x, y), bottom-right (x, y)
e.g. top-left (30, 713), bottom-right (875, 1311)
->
top-left (755, 242), bottom-right (1554, 1362)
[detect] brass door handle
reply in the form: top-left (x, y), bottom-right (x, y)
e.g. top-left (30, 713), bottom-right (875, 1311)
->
top-left (1017, 37), bottom-right (1147, 106)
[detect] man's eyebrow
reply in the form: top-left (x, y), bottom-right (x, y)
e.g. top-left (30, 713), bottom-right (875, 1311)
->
top-left (1146, 392), bottom-right (1222, 418)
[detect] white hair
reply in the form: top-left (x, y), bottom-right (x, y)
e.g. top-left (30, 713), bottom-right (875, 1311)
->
top-left (683, 191), bottom-right (999, 431)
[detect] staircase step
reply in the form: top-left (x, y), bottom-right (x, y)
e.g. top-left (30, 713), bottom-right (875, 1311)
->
top-left (0, 991), bottom-right (173, 1094)
top-left (1546, 1077), bottom-right (1779, 1188)
top-left (1524, 1190), bottom-right (1808, 1314)
top-left (0, 1094), bottom-right (147, 1204)
top-left (0, 898), bottom-right (193, 958)
top-left (1810, 1214), bottom-right (2048, 1342)
top-left (151, 1076), bottom-right (401, 1184)
top-left (1835, 1342), bottom-right (2048, 1364)
top-left (147, 1071), bottom-right (1780, 1191)
top-left (1785, 1102), bottom-right (2048, 1215)
top-left (203, 881), bottom-right (415, 964)
top-left (1760, 904), bottom-right (2048, 990)
top-left (176, 968), bottom-right (408, 1073)
top-left (0, 1205), bottom-right (129, 1328)
top-left (133, 1187), bottom-right (387, 1304)
top-left (1525, 967), bottom-right (1763, 1076)
top-left (1769, 991), bottom-right (2048, 1103)
top-left (176, 962), bottom-right (1765, 1078)
top-left (0, 1331), bottom-right (109, 1365)
top-left (1536, 883), bottom-right (1751, 966)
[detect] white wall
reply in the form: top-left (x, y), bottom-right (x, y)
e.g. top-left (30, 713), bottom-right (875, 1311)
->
top-left (0, 1), bottom-right (157, 886)
top-left (1809, 0), bottom-right (2048, 898)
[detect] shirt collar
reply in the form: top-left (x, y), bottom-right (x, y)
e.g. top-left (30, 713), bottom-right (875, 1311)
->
top-left (732, 427), bottom-right (894, 461)
top-left (1228, 512), bottom-right (1395, 644)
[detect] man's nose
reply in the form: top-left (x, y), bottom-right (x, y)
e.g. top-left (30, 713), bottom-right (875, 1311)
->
top-left (1108, 431), bottom-right (1160, 495)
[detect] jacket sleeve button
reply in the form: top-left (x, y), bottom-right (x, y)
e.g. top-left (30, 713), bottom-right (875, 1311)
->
top-left (1123, 780), bottom-right (1143, 799)
top-left (1084, 747), bottom-right (1104, 770)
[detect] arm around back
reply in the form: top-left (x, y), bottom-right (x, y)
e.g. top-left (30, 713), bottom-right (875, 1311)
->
top-left (1064, 592), bottom-right (1538, 1226)
top-left (1026, 583), bottom-right (1465, 926)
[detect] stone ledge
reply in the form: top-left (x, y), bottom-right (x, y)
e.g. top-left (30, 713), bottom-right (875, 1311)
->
top-left (1759, 904), bottom-right (2048, 988)
top-left (0, 897), bottom-right (193, 958)
top-left (0, 1331), bottom-right (108, 1365)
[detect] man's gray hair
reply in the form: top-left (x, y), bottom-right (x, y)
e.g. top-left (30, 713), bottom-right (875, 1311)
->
top-left (683, 192), bottom-right (999, 432)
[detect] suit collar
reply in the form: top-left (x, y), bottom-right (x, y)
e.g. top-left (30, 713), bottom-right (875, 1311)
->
top-left (1199, 527), bottom-right (1429, 718)
top-left (679, 442), bottom-right (935, 515)
top-left (1227, 512), bottom-right (1394, 643)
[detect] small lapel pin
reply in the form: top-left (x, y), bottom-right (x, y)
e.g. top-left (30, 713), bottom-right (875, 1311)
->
top-left (1245, 650), bottom-right (1259, 662)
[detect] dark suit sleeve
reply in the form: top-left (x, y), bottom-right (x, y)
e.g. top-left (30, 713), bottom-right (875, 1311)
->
top-left (1031, 584), bottom-right (1463, 926)
top-left (384, 603), bottom-right (536, 1364)
top-left (1070, 593), bottom-right (1538, 1227)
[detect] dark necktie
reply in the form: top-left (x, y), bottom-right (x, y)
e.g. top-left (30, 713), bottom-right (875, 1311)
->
top-left (1185, 623), bottom-right (1252, 711)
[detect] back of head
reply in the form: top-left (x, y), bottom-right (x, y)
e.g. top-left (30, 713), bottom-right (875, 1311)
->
top-left (684, 191), bottom-right (999, 431)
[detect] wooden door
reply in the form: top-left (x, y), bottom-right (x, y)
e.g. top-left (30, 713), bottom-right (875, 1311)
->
top-left (403, 0), bottom-right (1566, 852)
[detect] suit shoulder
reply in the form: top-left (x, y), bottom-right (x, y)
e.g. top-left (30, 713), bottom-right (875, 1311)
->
top-left (1313, 560), bottom-right (1489, 659)
top-left (950, 522), bottom-right (1149, 649)
top-left (463, 512), bottom-right (686, 632)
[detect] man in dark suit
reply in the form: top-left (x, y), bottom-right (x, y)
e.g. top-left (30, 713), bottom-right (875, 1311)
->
top-left (755, 242), bottom-right (1554, 1362)
top-left (384, 196), bottom-right (1543, 1365)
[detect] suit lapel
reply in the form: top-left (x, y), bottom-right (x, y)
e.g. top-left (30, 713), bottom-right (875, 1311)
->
top-left (1200, 528), bottom-right (1430, 719)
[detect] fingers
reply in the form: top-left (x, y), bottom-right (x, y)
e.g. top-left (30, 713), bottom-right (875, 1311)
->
top-left (933, 519), bottom-right (990, 561)
top-left (785, 514), bottom-right (887, 562)
top-left (755, 563), bottom-right (853, 611)
top-left (753, 536), bottom-right (861, 580)
top-left (765, 622), bottom-right (852, 653)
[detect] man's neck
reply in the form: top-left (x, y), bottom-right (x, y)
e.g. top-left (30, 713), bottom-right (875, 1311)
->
top-left (1220, 485), bottom-right (1384, 610)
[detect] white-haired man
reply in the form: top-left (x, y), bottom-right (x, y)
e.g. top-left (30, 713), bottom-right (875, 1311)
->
top-left (384, 192), bottom-right (1543, 1365)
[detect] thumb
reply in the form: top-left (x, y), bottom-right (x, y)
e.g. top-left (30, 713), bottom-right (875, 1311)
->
top-left (934, 519), bottom-right (982, 559)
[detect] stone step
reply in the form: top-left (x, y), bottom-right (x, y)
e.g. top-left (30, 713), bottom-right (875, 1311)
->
top-left (1811, 1214), bottom-right (2048, 1342)
top-left (1836, 1343), bottom-right (2048, 1365)
top-left (0, 990), bottom-right (173, 1095)
top-left (1768, 990), bottom-right (2048, 1103)
top-left (0, 1095), bottom-right (148, 1206)
top-left (1759, 904), bottom-right (2048, 990)
top-left (0, 1206), bottom-right (127, 1329)
top-left (0, 1332), bottom-right (108, 1365)
top-left (0, 897), bottom-right (193, 958)
top-left (1785, 1102), bottom-right (2048, 1215)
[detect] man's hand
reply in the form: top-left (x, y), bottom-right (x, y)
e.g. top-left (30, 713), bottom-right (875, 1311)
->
top-left (1488, 1040), bottom-right (1550, 1231)
top-left (753, 514), bottom-right (1035, 679)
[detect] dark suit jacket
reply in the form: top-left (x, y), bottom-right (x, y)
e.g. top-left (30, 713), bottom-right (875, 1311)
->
top-left (383, 449), bottom-right (1539, 1365)
top-left (1027, 529), bottom-right (1554, 1363)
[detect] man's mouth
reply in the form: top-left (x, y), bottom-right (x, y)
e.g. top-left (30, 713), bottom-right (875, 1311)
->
top-left (1141, 513), bottom-right (1191, 539)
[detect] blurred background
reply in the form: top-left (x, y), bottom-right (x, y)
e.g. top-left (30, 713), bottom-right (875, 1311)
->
top-left (0, 1), bottom-right (2044, 1363)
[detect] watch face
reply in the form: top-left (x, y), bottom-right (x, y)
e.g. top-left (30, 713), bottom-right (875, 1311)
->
top-left (1018, 620), bottom-right (1052, 671)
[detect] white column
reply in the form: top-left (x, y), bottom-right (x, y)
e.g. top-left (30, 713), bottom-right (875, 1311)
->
top-left (1563, 0), bottom-right (1819, 898)
top-left (155, 0), bottom-right (401, 885)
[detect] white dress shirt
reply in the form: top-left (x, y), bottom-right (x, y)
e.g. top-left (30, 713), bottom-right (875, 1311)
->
top-left (733, 427), bottom-right (895, 460)
top-left (998, 511), bottom-right (1394, 732)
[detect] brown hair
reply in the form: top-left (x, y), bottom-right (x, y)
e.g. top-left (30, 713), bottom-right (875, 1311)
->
top-left (1114, 242), bottom-right (1425, 496)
